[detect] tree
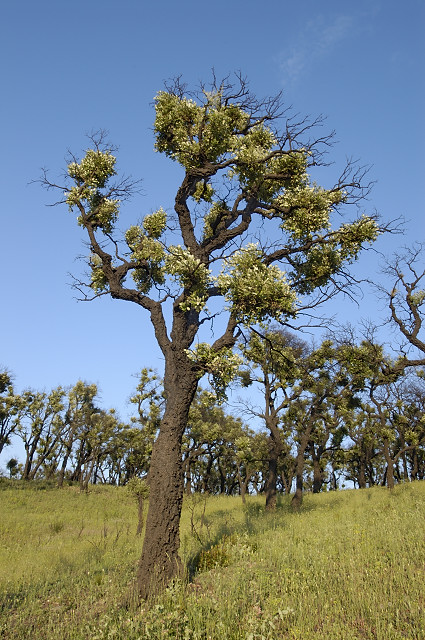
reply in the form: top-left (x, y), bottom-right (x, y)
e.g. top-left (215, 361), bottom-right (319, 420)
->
top-left (182, 389), bottom-right (255, 496)
top-left (127, 368), bottom-right (163, 477)
top-left (57, 381), bottom-right (100, 487)
top-left (18, 387), bottom-right (65, 480)
top-left (0, 371), bottom-right (24, 456)
top-left (286, 341), bottom-right (349, 508)
top-left (239, 328), bottom-right (309, 509)
top-left (75, 409), bottom-right (122, 491)
top-left (306, 401), bottom-right (347, 493)
top-left (394, 380), bottom-right (425, 481)
top-left (381, 243), bottom-right (425, 366)
top-left (43, 75), bottom-right (383, 598)
top-left (127, 477), bottom-right (150, 535)
top-left (335, 337), bottom-right (409, 489)
top-left (344, 404), bottom-right (379, 489)
top-left (6, 458), bottom-right (19, 479)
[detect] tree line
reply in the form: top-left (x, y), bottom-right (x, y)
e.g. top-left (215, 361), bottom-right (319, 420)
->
top-left (3, 328), bottom-right (424, 501)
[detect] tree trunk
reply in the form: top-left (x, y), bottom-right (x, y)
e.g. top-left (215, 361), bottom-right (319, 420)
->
top-left (281, 462), bottom-right (295, 494)
top-left (381, 466), bottom-right (388, 487)
top-left (184, 455), bottom-right (192, 495)
top-left (22, 441), bottom-right (38, 480)
top-left (57, 439), bottom-right (74, 488)
top-left (136, 496), bottom-right (145, 535)
top-left (291, 429), bottom-right (311, 510)
top-left (239, 475), bottom-right (247, 504)
top-left (264, 410), bottom-right (283, 511)
top-left (402, 452), bottom-right (409, 482)
top-left (265, 445), bottom-right (278, 510)
top-left (411, 448), bottom-right (418, 481)
top-left (366, 460), bottom-right (376, 487)
top-left (383, 438), bottom-right (395, 490)
top-left (237, 466), bottom-right (249, 504)
top-left (28, 437), bottom-right (59, 480)
top-left (218, 460), bottom-right (226, 494)
top-left (136, 365), bottom-right (198, 600)
top-left (78, 451), bottom-right (98, 491)
top-left (291, 467), bottom-right (304, 510)
top-left (311, 448), bottom-right (323, 493)
top-left (358, 454), bottom-right (367, 489)
top-left (202, 454), bottom-right (213, 493)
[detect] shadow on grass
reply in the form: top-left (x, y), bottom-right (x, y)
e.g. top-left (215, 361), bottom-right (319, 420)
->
top-left (185, 492), bottom-right (345, 580)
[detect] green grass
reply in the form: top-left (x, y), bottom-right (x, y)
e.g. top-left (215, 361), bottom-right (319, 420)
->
top-left (1, 481), bottom-right (424, 639)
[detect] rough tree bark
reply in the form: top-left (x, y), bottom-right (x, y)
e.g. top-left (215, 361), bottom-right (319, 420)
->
top-left (136, 354), bottom-right (199, 599)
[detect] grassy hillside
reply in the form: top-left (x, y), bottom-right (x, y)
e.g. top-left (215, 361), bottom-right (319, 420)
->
top-left (1, 481), bottom-right (424, 639)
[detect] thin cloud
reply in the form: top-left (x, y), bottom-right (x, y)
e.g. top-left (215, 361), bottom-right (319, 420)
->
top-left (279, 14), bottom-right (354, 83)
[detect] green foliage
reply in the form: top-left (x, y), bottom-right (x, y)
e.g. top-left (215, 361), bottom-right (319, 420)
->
top-left (409, 289), bottom-right (425, 307)
top-left (0, 373), bottom-right (25, 454)
top-left (126, 477), bottom-right (149, 500)
top-left (6, 458), bottom-right (19, 478)
top-left (202, 200), bottom-right (228, 239)
top-left (277, 183), bottom-right (344, 238)
top-left (142, 207), bottom-right (167, 238)
top-left (165, 246), bottom-right (211, 312)
top-left (124, 223), bottom-right (166, 294)
top-left (218, 244), bottom-right (297, 324)
top-left (129, 367), bottom-right (162, 430)
top-left (89, 253), bottom-right (109, 293)
top-left (195, 535), bottom-right (234, 571)
top-left (192, 181), bottom-right (214, 203)
top-left (185, 344), bottom-right (242, 401)
top-left (67, 149), bottom-right (117, 188)
top-left (241, 328), bottom-right (307, 384)
top-left (289, 215), bottom-right (379, 294)
top-left (66, 149), bottom-right (119, 234)
top-left (154, 90), bottom-right (250, 168)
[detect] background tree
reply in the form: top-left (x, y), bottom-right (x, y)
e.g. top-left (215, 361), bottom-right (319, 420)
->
top-left (6, 457), bottom-right (19, 479)
top-left (233, 430), bottom-right (267, 503)
top-left (306, 401), bottom-right (347, 493)
top-left (286, 341), bottom-right (341, 508)
top-left (17, 387), bottom-right (65, 481)
top-left (395, 380), bottom-right (425, 481)
top-left (0, 371), bottom-right (24, 456)
top-left (183, 390), bottom-right (256, 497)
top-left (380, 242), bottom-right (425, 366)
top-left (57, 381), bottom-right (99, 487)
top-left (344, 405), bottom-right (379, 489)
top-left (44, 75), bottom-right (384, 597)
top-left (335, 337), bottom-right (411, 489)
top-left (239, 328), bottom-right (309, 509)
top-left (127, 368), bottom-right (163, 479)
top-left (126, 477), bottom-right (150, 535)
top-left (76, 409), bottom-right (123, 490)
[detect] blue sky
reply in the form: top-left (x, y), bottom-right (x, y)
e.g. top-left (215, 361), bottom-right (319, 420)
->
top-left (1, 0), bottom-right (424, 464)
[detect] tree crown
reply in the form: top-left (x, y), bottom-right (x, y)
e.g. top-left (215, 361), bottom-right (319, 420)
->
top-left (44, 76), bottom-right (383, 391)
